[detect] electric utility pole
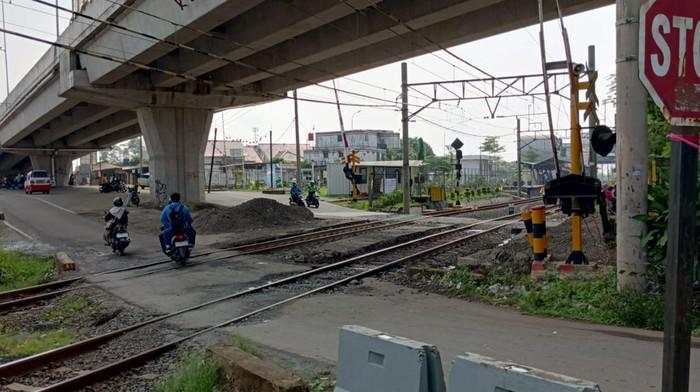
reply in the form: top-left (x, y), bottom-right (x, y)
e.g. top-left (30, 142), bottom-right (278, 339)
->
top-left (294, 90), bottom-right (302, 184)
top-left (269, 130), bottom-right (274, 188)
top-left (401, 62), bottom-right (410, 215)
top-left (207, 128), bottom-right (217, 193)
top-left (616, 0), bottom-right (648, 292)
top-left (516, 118), bottom-right (522, 197)
top-left (587, 45), bottom-right (598, 178)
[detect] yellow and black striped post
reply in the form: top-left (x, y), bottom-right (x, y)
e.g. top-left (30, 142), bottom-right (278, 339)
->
top-left (531, 206), bottom-right (547, 262)
top-left (521, 209), bottom-right (533, 247)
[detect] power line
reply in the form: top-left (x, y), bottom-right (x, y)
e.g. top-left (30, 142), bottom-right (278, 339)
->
top-left (363, 0), bottom-right (547, 108)
top-left (415, 115), bottom-right (511, 139)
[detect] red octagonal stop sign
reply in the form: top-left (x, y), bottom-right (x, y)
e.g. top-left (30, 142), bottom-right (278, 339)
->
top-left (639, 0), bottom-right (700, 126)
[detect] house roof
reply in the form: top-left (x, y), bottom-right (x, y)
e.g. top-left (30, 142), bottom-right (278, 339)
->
top-left (254, 143), bottom-right (309, 162)
top-left (204, 140), bottom-right (243, 158)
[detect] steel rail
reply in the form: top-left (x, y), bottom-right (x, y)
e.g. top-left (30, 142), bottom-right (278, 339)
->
top-left (0, 220), bottom-right (375, 300)
top-left (0, 198), bottom-right (532, 309)
top-left (0, 218), bottom-right (417, 311)
top-left (425, 197), bottom-right (541, 217)
top-left (0, 212), bottom-right (520, 379)
top-left (0, 277), bottom-right (83, 302)
top-left (34, 218), bottom-right (522, 392)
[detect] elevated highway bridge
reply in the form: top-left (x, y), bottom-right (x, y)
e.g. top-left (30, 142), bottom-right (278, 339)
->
top-left (0, 0), bottom-right (611, 202)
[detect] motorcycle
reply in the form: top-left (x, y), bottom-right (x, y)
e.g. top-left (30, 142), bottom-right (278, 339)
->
top-left (127, 186), bottom-right (140, 207)
top-left (289, 193), bottom-right (306, 207)
top-left (110, 223), bottom-right (130, 256)
top-left (169, 229), bottom-right (193, 265)
top-left (305, 192), bottom-right (320, 208)
top-left (100, 180), bottom-right (127, 193)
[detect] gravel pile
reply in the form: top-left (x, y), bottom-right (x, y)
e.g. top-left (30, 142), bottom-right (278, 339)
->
top-left (194, 198), bottom-right (314, 234)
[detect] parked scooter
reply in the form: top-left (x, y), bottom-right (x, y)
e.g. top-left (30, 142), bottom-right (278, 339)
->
top-left (127, 186), bottom-right (140, 207)
top-left (100, 178), bottom-right (127, 193)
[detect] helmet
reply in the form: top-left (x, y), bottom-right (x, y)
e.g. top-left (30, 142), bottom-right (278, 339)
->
top-left (113, 197), bottom-right (123, 207)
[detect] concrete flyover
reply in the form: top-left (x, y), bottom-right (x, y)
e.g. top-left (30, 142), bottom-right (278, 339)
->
top-left (0, 0), bottom-right (612, 200)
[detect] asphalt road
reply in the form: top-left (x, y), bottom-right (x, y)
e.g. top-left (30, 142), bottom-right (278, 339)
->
top-left (0, 187), bottom-right (697, 392)
top-left (0, 188), bottom-right (162, 273)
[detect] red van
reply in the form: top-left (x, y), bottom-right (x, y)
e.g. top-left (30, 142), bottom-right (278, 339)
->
top-left (24, 170), bottom-right (51, 194)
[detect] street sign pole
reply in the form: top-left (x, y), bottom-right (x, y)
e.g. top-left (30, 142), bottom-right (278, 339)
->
top-left (638, 1), bottom-right (700, 391)
top-left (661, 130), bottom-right (697, 392)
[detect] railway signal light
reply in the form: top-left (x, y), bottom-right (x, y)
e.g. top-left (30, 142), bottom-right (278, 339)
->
top-left (590, 125), bottom-right (616, 157)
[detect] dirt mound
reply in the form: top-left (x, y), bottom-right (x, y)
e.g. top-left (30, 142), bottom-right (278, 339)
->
top-left (193, 198), bottom-right (314, 234)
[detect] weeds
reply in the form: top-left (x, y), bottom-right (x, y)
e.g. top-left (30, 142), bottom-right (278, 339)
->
top-left (441, 267), bottom-right (699, 333)
top-left (0, 328), bottom-right (74, 359)
top-left (43, 295), bottom-right (94, 324)
top-left (230, 333), bottom-right (259, 357)
top-left (309, 373), bottom-right (335, 392)
top-left (156, 353), bottom-right (220, 392)
top-left (0, 249), bottom-right (55, 291)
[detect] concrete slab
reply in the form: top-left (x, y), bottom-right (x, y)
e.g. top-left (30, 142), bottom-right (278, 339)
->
top-left (95, 256), bottom-right (310, 329)
top-left (232, 279), bottom-right (699, 392)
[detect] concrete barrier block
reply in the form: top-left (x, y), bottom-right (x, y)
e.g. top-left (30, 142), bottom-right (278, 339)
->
top-left (448, 353), bottom-right (600, 392)
top-left (334, 325), bottom-right (445, 392)
top-left (209, 344), bottom-right (308, 392)
top-left (55, 252), bottom-right (76, 272)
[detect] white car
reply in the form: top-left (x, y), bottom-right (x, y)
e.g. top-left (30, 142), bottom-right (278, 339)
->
top-left (24, 170), bottom-right (51, 194)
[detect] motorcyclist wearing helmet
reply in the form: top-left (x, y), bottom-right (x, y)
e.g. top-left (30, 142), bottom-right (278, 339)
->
top-left (159, 192), bottom-right (195, 254)
top-left (104, 197), bottom-right (129, 245)
top-left (290, 181), bottom-right (302, 200)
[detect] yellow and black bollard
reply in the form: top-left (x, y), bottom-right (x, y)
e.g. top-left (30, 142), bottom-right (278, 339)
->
top-left (531, 206), bottom-right (547, 262)
top-left (521, 209), bottom-right (533, 247)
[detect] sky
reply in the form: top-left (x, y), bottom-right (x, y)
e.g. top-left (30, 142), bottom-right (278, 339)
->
top-left (0, 1), bottom-right (617, 162)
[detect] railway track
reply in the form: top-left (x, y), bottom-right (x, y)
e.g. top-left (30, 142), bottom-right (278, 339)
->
top-left (0, 209), bottom-right (540, 391)
top-left (424, 197), bottom-right (541, 217)
top-left (0, 218), bottom-right (408, 309)
top-left (0, 197), bottom-right (536, 311)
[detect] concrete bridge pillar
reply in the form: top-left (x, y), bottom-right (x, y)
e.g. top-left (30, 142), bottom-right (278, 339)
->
top-left (136, 107), bottom-right (213, 203)
top-left (29, 154), bottom-right (75, 187)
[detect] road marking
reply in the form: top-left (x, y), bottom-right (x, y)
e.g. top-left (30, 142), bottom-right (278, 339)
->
top-left (34, 197), bottom-right (77, 214)
top-left (3, 221), bottom-right (34, 240)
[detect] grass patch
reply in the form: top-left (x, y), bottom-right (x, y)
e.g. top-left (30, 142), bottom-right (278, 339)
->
top-left (156, 353), bottom-right (221, 392)
top-left (440, 268), bottom-right (700, 333)
top-left (0, 249), bottom-right (55, 291)
top-left (230, 333), bottom-right (259, 357)
top-left (0, 328), bottom-right (74, 359)
top-left (43, 295), bottom-right (94, 324)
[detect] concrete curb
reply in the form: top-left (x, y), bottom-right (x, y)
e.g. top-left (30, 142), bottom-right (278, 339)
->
top-left (209, 344), bottom-right (308, 392)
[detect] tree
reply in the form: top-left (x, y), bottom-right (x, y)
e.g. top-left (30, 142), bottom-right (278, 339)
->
top-left (387, 137), bottom-right (436, 160)
top-left (480, 136), bottom-right (505, 155)
top-left (522, 148), bottom-right (540, 163)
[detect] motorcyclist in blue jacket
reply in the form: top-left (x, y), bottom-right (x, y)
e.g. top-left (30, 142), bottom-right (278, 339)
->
top-left (159, 192), bottom-right (196, 254)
